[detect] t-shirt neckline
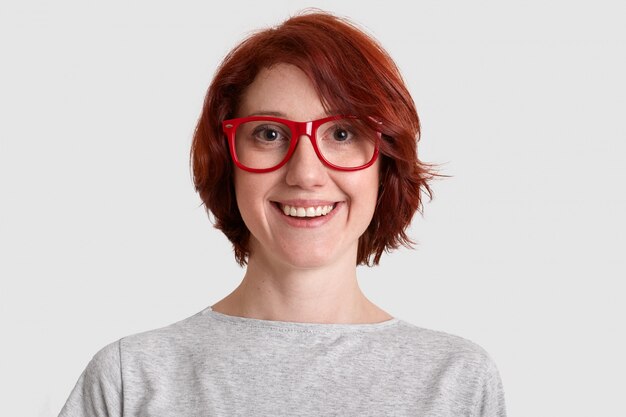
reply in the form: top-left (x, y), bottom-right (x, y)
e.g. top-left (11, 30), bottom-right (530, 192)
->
top-left (203, 305), bottom-right (400, 333)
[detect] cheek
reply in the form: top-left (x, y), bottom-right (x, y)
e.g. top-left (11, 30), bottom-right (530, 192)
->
top-left (234, 171), bottom-right (257, 218)
top-left (344, 165), bottom-right (380, 223)
top-left (365, 165), bottom-right (382, 222)
top-left (362, 161), bottom-right (381, 204)
top-left (364, 179), bottom-right (380, 220)
top-left (233, 169), bottom-right (274, 230)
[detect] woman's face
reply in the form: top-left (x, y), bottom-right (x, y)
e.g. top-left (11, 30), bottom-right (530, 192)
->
top-left (234, 63), bottom-right (380, 269)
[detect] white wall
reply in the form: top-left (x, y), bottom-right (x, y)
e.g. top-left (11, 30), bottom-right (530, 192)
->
top-left (1, 1), bottom-right (624, 416)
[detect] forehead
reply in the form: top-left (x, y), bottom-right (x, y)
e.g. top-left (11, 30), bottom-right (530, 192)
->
top-left (236, 63), bottom-right (328, 120)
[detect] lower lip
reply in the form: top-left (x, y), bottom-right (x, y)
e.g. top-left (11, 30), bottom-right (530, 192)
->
top-left (271, 202), bottom-right (342, 228)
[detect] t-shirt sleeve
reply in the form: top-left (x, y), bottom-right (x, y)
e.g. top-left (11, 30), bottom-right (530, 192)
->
top-left (471, 355), bottom-right (507, 417)
top-left (58, 340), bottom-right (123, 417)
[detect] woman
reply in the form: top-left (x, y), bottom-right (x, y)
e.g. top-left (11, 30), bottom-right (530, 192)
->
top-left (59, 10), bottom-right (507, 417)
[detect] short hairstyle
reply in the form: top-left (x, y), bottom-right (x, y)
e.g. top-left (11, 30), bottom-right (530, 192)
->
top-left (190, 9), bottom-right (444, 266)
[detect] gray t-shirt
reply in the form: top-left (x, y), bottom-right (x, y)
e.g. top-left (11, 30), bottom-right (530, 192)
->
top-left (58, 305), bottom-right (507, 416)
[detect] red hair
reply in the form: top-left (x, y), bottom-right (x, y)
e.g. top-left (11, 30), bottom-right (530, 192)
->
top-left (190, 10), bottom-right (445, 266)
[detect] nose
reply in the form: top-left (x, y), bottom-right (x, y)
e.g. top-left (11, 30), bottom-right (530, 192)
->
top-left (284, 134), bottom-right (328, 188)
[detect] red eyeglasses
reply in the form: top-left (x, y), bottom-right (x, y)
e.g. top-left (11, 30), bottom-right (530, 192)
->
top-left (222, 115), bottom-right (381, 173)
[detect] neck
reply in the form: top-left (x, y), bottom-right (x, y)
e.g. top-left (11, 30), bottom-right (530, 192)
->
top-left (211, 245), bottom-right (391, 324)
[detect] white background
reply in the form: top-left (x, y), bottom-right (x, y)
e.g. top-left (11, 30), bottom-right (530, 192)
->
top-left (1, 1), bottom-right (625, 416)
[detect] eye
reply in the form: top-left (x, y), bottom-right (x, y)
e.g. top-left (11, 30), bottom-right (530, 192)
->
top-left (333, 128), bottom-right (350, 141)
top-left (262, 128), bottom-right (280, 141)
top-left (252, 124), bottom-right (289, 142)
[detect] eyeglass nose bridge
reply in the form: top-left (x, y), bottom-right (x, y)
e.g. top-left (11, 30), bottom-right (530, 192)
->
top-left (287, 120), bottom-right (318, 153)
top-left (286, 120), bottom-right (322, 163)
top-left (292, 120), bottom-right (314, 141)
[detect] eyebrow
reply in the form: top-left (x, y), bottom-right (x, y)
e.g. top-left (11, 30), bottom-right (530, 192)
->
top-left (245, 110), bottom-right (342, 119)
top-left (246, 110), bottom-right (288, 117)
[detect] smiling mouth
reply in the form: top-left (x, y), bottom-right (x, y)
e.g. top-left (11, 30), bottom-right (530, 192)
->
top-left (272, 202), bottom-right (338, 218)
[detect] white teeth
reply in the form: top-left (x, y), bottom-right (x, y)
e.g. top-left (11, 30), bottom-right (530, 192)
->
top-left (279, 204), bottom-right (336, 218)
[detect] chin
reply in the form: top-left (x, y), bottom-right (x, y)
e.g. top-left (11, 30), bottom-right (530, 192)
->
top-left (259, 239), bottom-right (350, 270)
top-left (279, 249), bottom-right (339, 270)
top-left (248, 234), bottom-right (356, 271)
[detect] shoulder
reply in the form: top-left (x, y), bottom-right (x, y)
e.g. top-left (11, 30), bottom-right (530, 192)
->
top-left (113, 307), bottom-right (212, 366)
top-left (394, 319), bottom-right (502, 383)
top-left (58, 310), bottom-right (207, 417)
top-left (88, 339), bottom-right (122, 375)
top-left (393, 320), bottom-right (507, 416)
top-left (396, 319), bottom-right (493, 355)
top-left (86, 307), bottom-right (206, 360)
top-left (58, 340), bottom-right (123, 417)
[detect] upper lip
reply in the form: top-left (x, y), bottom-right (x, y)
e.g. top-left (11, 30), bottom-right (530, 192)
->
top-left (272, 199), bottom-right (340, 207)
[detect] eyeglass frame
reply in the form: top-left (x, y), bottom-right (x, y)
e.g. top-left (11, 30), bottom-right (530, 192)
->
top-left (221, 115), bottom-right (382, 173)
